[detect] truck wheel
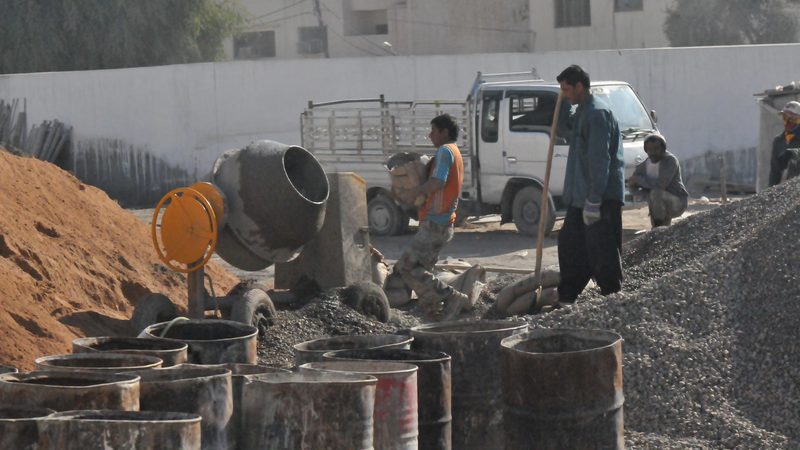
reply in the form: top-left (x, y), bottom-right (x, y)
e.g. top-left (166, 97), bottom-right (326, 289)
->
top-left (229, 288), bottom-right (277, 336)
top-left (512, 186), bottom-right (555, 236)
top-left (131, 293), bottom-right (178, 334)
top-left (368, 194), bottom-right (409, 236)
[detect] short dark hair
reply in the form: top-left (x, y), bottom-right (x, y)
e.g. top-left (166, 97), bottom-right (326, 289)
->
top-left (644, 134), bottom-right (667, 150)
top-left (557, 65), bottom-right (591, 89)
top-left (431, 114), bottom-right (459, 141)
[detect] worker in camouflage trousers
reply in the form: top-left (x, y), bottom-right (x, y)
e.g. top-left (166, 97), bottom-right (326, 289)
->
top-left (393, 114), bottom-right (469, 321)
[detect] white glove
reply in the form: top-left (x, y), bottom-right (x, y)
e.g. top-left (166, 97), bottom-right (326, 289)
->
top-left (582, 201), bottom-right (601, 226)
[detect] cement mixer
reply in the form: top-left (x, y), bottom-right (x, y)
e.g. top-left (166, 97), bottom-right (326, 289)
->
top-left (131, 140), bottom-right (330, 333)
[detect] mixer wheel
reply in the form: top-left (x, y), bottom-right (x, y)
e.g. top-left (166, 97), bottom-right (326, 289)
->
top-left (230, 288), bottom-right (277, 336)
top-left (341, 282), bottom-right (391, 323)
top-left (131, 293), bottom-right (178, 333)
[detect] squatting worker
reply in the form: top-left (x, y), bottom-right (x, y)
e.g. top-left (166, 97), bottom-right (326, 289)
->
top-left (768, 100), bottom-right (800, 187)
top-left (627, 134), bottom-right (689, 227)
top-left (393, 114), bottom-right (469, 321)
top-left (556, 64), bottom-right (624, 302)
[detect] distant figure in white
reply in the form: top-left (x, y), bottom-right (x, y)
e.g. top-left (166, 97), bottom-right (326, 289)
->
top-left (627, 134), bottom-right (689, 228)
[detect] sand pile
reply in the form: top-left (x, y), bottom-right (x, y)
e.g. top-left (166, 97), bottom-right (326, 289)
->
top-left (0, 148), bottom-right (237, 370)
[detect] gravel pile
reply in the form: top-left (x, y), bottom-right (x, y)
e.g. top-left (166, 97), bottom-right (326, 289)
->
top-left (524, 179), bottom-right (800, 448)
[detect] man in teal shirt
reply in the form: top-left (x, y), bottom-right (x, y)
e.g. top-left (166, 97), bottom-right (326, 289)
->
top-left (556, 65), bottom-right (624, 302)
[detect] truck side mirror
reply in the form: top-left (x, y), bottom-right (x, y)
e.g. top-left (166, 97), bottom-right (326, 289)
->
top-left (650, 110), bottom-right (658, 124)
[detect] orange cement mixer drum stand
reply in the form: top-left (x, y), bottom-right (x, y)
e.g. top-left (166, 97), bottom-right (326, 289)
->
top-left (151, 184), bottom-right (222, 273)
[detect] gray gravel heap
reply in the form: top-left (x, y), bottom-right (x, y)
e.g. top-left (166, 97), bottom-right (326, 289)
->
top-left (527, 179), bottom-right (800, 449)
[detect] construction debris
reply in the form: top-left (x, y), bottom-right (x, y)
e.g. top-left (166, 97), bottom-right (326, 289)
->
top-left (0, 99), bottom-right (72, 163)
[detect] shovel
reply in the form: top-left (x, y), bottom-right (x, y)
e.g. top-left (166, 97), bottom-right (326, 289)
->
top-left (533, 91), bottom-right (564, 308)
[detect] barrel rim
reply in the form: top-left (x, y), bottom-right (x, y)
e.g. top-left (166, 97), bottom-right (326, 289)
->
top-left (0, 371), bottom-right (141, 387)
top-left (410, 320), bottom-right (528, 336)
top-left (144, 319), bottom-right (258, 343)
top-left (0, 406), bottom-right (56, 420)
top-left (34, 352), bottom-right (163, 371)
top-left (174, 363), bottom-right (291, 376)
top-left (72, 336), bottom-right (189, 353)
top-left (501, 328), bottom-right (623, 356)
top-left (249, 371), bottom-right (379, 385)
top-left (44, 410), bottom-right (202, 424)
top-left (299, 360), bottom-right (419, 376)
top-left (125, 365), bottom-right (232, 382)
top-left (322, 348), bottom-right (452, 364)
top-left (292, 334), bottom-right (414, 353)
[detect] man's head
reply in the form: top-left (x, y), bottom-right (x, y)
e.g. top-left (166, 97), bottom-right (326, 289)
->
top-left (643, 134), bottom-right (667, 163)
top-left (557, 65), bottom-right (591, 105)
top-left (429, 114), bottom-right (459, 147)
top-left (782, 101), bottom-right (800, 132)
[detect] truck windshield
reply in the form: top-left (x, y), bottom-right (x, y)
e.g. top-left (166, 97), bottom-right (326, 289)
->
top-left (590, 85), bottom-right (654, 138)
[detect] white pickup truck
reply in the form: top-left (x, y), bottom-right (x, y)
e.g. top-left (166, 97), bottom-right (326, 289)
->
top-left (300, 70), bottom-right (656, 236)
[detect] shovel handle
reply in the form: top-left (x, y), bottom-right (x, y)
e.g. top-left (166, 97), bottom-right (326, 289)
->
top-left (534, 91), bottom-right (564, 288)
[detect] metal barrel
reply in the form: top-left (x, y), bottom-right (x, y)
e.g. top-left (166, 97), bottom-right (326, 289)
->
top-left (0, 372), bottom-right (140, 411)
top-left (72, 336), bottom-right (189, 367)
top-left (144, 319), bottom-right (258, 364)
top-left (301, 360), bottom-right (419, 450)
top-left (131, 366), bottom-right (233, 450)
top-left (501, 329), bottom-right (624, 450)
top-left (0, 407), bottom-right (54, 450)
top-left (212, 140), bottom-right (330, 271)
top-left (34, 352), bottom-right (163, 373)
top-left (410, 320), bottom-right (528, 450)
top-left (293, 334), bottom-right (413, 365)
top-left (37, 410), bottom-right (201, 450)
top-left (0, 365), bottom-right (17, 374)
top-left (241, 371), bottom-right (377, 450)
top-left (177, 363), bottom-right (291, 450)
top-left (323, 349), bottom-right (452, 450)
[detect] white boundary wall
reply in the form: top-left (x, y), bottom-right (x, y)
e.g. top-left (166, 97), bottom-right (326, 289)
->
top-left (1, 44), bottom-right (798, 203)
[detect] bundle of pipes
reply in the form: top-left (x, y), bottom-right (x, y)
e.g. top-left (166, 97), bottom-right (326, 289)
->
top-left (25, 119), bottom-right (72, 163)
top-left (0, 99), bottom-right (27, 150)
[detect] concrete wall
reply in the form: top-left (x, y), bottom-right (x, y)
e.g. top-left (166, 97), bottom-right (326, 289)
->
top-left (530, 0), bottom-right (672, 51)
top-left (2, 44), bottom-right (799, 205)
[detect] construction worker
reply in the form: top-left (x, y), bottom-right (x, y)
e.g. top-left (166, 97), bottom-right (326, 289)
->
top-left (768, 100), bottom-right (800, 187)
top-left (627, 134), bottom-right (689, 227)
top-left (556, 65), bottom-right (624, 303)
top-left (393, 114), bottom-right (469, 321)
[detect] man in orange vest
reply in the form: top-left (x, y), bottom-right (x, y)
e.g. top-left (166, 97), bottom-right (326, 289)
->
top-left (394, 114), bottom-right (469, 321)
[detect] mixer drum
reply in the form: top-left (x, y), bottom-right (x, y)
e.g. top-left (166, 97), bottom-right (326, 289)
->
top-left (212, 140), bottom-right (330, 271)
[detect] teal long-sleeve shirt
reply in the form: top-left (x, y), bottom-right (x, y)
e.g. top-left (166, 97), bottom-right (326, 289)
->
top-left (558, 95), bottom-right (625, 208)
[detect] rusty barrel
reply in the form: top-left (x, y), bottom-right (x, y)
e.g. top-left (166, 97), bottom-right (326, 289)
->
top-left (178, 363), bottom-right (291, 450)
top-left (212, 140), bottom-right (330, 271)
top-left (0, 365), bottom-right (17, 374)
top-left (501, 329), bottom-right (624, 450)
top-left (144, 319), bottom-right (258, 364)
top-left (37, 410), bottom-right (201, 450)
top-left (324, 348), bottom-right (452, 450)
top-left (242, 371), bottom-right (377, 450)
top-left (132, 366), bottom-right (233, 450)
top-left (35, 352), bottom-right (163, 373)
top-left (0, 372), bottom-right (140, 411)
top-left (73, 336), bottom-right (189, 367)
top-left (0, 407), bottom-right (54, 450)
top-left (301, 360), bottom-right (418, 449)
top-left (410, 320), bottom-right (528, 450)
top-left (293, 334), bottom-right (413, 365)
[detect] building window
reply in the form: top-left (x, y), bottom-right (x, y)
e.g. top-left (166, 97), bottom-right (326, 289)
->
top-left (554, 0), bottom-right (591, 28)
top-left (234, 31), bottom-right (276, 59)
top-left (614, 0), bottom-right (643, 12)
top-left (298, 26), bottom-right (328, 55)
top-left (344, 9), bottom-right (389, 36)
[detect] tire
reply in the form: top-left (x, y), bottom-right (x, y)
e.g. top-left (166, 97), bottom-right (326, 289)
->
top-left (368, 194), bottom-right (409, 236)
top-left (341, 282), bottom-right (391, 323)
top-left (512, 185), bottom-right (555, 236)
top-left (131, 293), bottom-right (178, 333)
top-left (229, 288), bottom-right (278, 336)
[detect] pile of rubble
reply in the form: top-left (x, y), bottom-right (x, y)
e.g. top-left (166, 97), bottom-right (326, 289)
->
top-left (526, 178), bottom-right (800, 447)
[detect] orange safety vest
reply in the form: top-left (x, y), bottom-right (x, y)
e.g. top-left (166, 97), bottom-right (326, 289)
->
top-left (419, 143), bottom-right (464, 225)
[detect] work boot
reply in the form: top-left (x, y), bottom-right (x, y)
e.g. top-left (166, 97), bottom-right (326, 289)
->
top-left (440, 290), bottom-right (468, 322)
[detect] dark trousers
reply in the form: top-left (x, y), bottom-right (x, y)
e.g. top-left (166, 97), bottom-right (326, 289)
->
top-left (557, 200), bottom-right (623, 302)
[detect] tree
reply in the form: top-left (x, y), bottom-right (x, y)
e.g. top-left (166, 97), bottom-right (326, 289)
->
top-left (664, 0), bottom-right (799, 47)
top-left (0, 1), bottom-right (245, 74)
